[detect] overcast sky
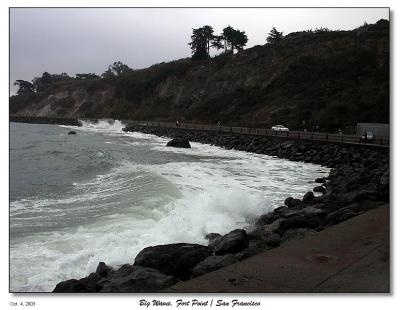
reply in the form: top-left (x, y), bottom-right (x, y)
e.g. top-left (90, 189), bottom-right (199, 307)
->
top-left (10, 7), bottom-right (389, 94)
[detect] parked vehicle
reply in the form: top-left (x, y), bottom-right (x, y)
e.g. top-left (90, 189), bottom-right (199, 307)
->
top-left (271, 125), bottom-right (289, 132)
top-left (360, 131), bottom-right (374, 141)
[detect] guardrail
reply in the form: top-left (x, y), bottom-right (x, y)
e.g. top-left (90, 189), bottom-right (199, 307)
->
top-left (131, 121), bottom-right (390, 147)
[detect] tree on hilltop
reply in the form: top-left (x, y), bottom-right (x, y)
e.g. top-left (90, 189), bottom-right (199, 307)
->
top-left (189, 26), bottom-right (217, 60)
top-left (221, 26), bottom-right (248, 53)
top-left (76, 73), bottom-right (100, 80)
top-left (189, 27), bottom-right (208, 60)
top-left (101, 61), bottom-right (132, 78)
top-left (266, 27), bottom-right (283, 44)
top-left (14, 80), bottom-right (35, 95)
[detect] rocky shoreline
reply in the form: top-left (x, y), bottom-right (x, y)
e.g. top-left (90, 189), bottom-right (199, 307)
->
top-left (53, 123), bottom-right (389, 293)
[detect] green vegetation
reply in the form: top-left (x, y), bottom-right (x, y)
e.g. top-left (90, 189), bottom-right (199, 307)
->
top-left (266, 27), bottom-right (283, 44)
top-left (189, 25), bottom-right (248, 60)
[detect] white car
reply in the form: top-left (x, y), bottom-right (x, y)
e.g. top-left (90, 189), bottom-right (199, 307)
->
top-left (360, 131), bottom-right (374, 141)
top-left (271, 125), bottom-right (289, 132)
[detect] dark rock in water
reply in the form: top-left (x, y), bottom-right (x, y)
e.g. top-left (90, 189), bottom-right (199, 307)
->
top-left (302, 191), bottom-right (315, 203)
top-left (205, 233), bottom-right (222, 247)
top-left (284, 197), bottom-right (293, 206)
top-left (285, 198), bottom-right (303, 209)
top-left (315, 177), bottom-right (326, 183)
top-left (255, 212), bottom-right (279, 226)
top-left (247, 228), bottom-right (281, 248)
top-left (213, 229), bottom-right (249, 255)
top-left (95, 262), bottom-right (112, 278)
top-left (205, 233), bottom-right (221, 240)
top-left (276, 215), bottom-right (321, 234)
top-left (166, 138), bottom-right (191, 148)
top-left (274, 207), bottom-right (303, 218)
top-left (313, 186), bottom-right (327, 194)
top-left (264, 218), bottom-right (285, 234)
top-left (53, 279), bottom-right (92, 293)
top-left (192, 254), bottom-right (238, 277)
top-left (68, 131), bottom-right (77, 135)
top-left (53, 263), bottom-right (176, 293)
top-left (100, 265), bottom-right (176, 293)
top-left (134, 243), bottom-right (211, 280)
top-left (83, 272), bottom-right (104, 292)
top-left (281, 228), bottom-right (317, 244)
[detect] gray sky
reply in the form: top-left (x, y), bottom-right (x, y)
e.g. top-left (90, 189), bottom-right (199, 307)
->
top-left (10, 7), bottom-right (389, 94)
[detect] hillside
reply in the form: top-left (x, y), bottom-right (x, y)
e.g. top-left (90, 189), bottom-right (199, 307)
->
top-left (10, 20), bottom-right (389, 132)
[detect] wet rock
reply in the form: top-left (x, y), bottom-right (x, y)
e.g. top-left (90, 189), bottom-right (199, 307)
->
top-left (264, 218), bottom-right (285, 234)
top-left (53, 279), bottom-right (92, 293)
top-left (303, 206), bottom-right (327, 218)
top-left (166, 138), bottom-right (191, 148)
top-left (313, 186), bottom-right (327, 194)
top-left (302, 191), bottom-right (315, 203)
top-left (100, 265), bottom-right (176, 293)
top-left (205, 233), bottom-right (222, 247)
top-left (95, 262), bottom-right (112, 278)
top-left (342, 190), bottom-right (380, 203)
top-left (84, 272), bottom-right (104, 292)
top-left (213, 229), bottom-right (249, 255)
top-left (276, 215), bottom-right (321, 234)
top-left (134, 243), bottom-right (211, 280)
top-left (324, 206), bottom-right (360, 226)
top-left (68, 131), bottom-right (77, 135)
top-left (315, 177), bottom-right (326, 183)
top-left (192, 254), bottom-right (238, 277)
top-left (255, 212), bottom-right (279, 226)
top-left (275, 207), bottom-right (303, 218)
top-left (205, 233), bottom-right (221, 241)
top-left (285, 198), bottom-right (303, 209)
top-left (235, 239), bottom-right (275, 260)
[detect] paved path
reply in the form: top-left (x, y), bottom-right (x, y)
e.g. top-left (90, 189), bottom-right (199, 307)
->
top-left (164, 206), bottom-right (390, 293)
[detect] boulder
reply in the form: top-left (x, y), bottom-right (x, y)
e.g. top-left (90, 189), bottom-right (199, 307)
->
top-left (192, 254), bottom-right (239, 277)
top-left (68, 131), bottom-right (77, 135)
top-left (315, 177), bottom-right (326, 183)
top-left (302, 191), bottom-right (315, 203)
top-left (284, 198), bottom-right (303, 209)
top-left (342, 190), bottom-right (380, 203)
top-left (247, 229), bottom-right (281, 248)
top-left (313, 186), bottom-right (327, 194)
top-left (324, 206), bottom-right (359, 226)
top-left (83, 272), bottom-right (105, 292)
top-left (166, 138), bottom-right (191, 148)
top-left (100, 265), bottom-right (176, 293)
top-left (53, 279), bottom-right (92, 293)
top-left (255, 212), bottom-right (279, 226)
top-left (134, 243), bottom-right (211, 280)
top-left (275, 215), bottom-right (321, 235)
top-left (303, 206), bottom-right (327, 218)
top-left (95, 262), bottom-right (112, 278)
top-left (212, 229), bottom-right (249, 255)
top-left (274, 207), bottom-right (303, 218)
top-left (205, 233), bottom-right (222, 247)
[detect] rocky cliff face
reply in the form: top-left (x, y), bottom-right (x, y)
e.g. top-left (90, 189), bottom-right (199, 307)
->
top-left (10, 20), bottom-right (389, 132)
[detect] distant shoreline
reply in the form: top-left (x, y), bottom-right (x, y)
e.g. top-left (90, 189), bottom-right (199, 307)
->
top-left (9, 115), bottom-right (81, 127)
